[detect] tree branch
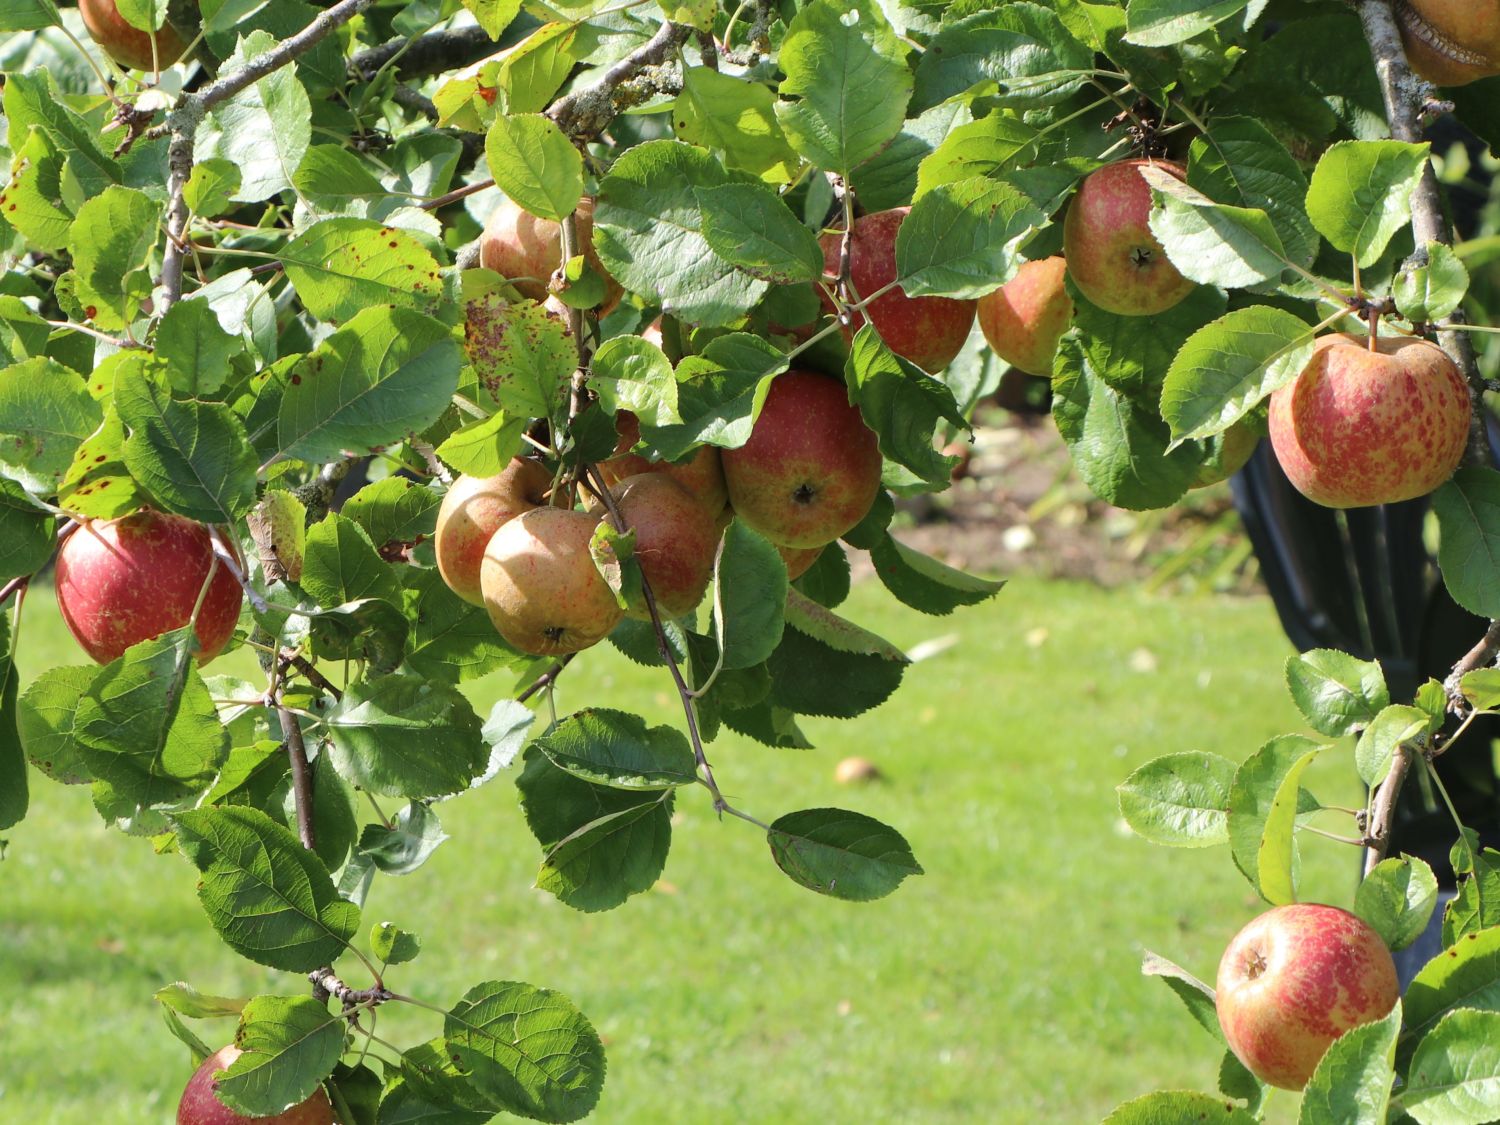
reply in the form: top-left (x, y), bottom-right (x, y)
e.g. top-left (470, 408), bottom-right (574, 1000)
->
top-left (347, 25), bottom-right (512, 83)
top-left (278, 705), bottom-right (318, 852)
top-left (1444, 619), bottom-right (1500, 701)
top-left (547, 21), bottom-right (693, 141)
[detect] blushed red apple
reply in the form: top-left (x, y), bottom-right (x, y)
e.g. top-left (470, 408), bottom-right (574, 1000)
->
top-left (478, 195), bottom-right (622, 313)
top-left (976, 256), bottom-right (1073, 376)
top-left (434, 459), bottom-right (553, 606)
top-left (1063, 159), bottom-right (1196, 316)
top-left (819, 208), bottom-right (977, 373)
top-left (80, 0), bottom-right (188, 70)
top-left (1216, 903), bottom-right (1398, 1091)
top-left (1397, 0), bottom-right (1500, 85)
top-left (605, 474), bottom-right (719, 620)
top-left (722, 370), bottom-right (883, 549)
top-left (177, 1045), bottom-right (334, 1124)
top-left (55, 509), bottom-right (243, 664)
top-left (1268, 333), bottom-right (1469, 508)
top-left (599, 411), bottom-right (728, 518)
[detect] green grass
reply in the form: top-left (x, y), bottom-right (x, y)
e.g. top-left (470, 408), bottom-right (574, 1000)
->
top-left (2, 577), bottom-right (1360, 1123)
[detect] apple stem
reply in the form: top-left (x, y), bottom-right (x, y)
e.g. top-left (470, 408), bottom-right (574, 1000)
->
top-left (0, 575), bottom-right (28, 608)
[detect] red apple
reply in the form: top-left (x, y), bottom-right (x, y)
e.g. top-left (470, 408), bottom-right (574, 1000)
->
top-left (80, 0), bottom-right (188, 70)
top-left (1397, 0), bottom-right (1500, 85)
top-left (1216, 903), bottom-right (1398, 1091)
top-left (1268, 333), bottom-right (1469, 508)
top-left (721, 370), bottom-right (883, 549)
top-left (605, 474), bottom-right (719, 620)
top-left (478, 195), bottom-right (622, 313)
top-left (976, 256), bottom-right (1073, 377)
top-left (55, 509), bottom-right (243, 665)
top-left (479, 506), bottom-right (622, 655)
top-left (778, 543), bottom-right (823, 580)
top-left (434, 459), bottom-right (553, 606)
top-left (598, 411), bottom-right (729, 518)
top-left (819, 208), bottom-right (977, 373)
top-left (1062, 159), bottom-right (1196, 316)
top-left (177, 1045), bottom-right (334, 1124)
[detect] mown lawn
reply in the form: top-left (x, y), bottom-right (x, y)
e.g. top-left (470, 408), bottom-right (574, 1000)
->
top-left (2, 576), bottom-right (1358, 1122)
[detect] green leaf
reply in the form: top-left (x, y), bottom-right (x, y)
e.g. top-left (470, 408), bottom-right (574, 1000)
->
top-left (1140, 950), bottom-right (1221, 1039)
top-left (371, 921), bottom-right (421, 965)
top-left (325, 673), bottom-right (489, 799)
top-left (154, 981), bottom-right (248, 1019)
top-left (1102, 1090), bottom-right (1259, 1124)
top-left (301, 513), bottom-right (402, 609)
top-left (638, 333), bottom-right (786, 460)
top-left (464, 294), bottom-right (576, 418)
top-left (1158, 306), bottom-right (1316, 444)
top-left (769, 592), bottom-right (908, 718)
top-left (155, 300), bottom-right (240, 396)
top-left (0, 0), bottom-right (61, 32)
top-left (1395, 242), bottom-right (1469, 323)
top-left (0, 630), bottom-right (24, 831)
top-left (589, 337), bottom-right (679, 427)
top-left (531, 708), bottom-right (697, 790)
top-left (276, 306), bottom-right (462, 465)
top-left (1355, 856), bottom-right (1439, 952)
top-left (673, 67), bottom-right (798, 184)
top-left (714, 520), bottom-right (787, 670)
top-left (1, 127), bottom-right (76, 252)
top-left (913, 111), bottom-right (1041, 200)
top-left (1434, 468), bottom-right (1500, 619)
top-left (444, 980), bottom-right (605, 1123)
top-left (1354, 705), bottom-right (1430, 788)
top-left (0, 476), bottom-right (52, 580)
top-left (868, 533), bottom-right (1005, 615)
top-left (281, 219), bottom-right (445, 324)
top-left (697, 183), bottom-right (824, 285)
top-left (485, 114), bottom-right (583, 224)
top-left (183, 159), bottom-right (242, 217)
top-left (401, 569), bottom-right (515, 684)
top-left (895, 177), bottom-right (1045, 299)
top-left (66, 186), bottom-right (159, 330)
top-left (0, 357), bottom-right (103, 493)
top-left (1445, 845), bottom-right (1500, 946)
top-left (774, 0), bottom-right (912, 175)
top-left (214, 995), bottom-right (343, 1118)
top-left (355, 802), bottom-right (449, 876)
top-left (2, 70), bottom-right (117, 200)
top-left (846, 328), bottom-right (964, 488)
top-left (1187, 116), bottom-right (1319, 270)
top-left (16, 664), bottom-right (96, 785)
top-left (911, 2), bottom-right (1092, 113)
top-left (1461, 668), bottom-right (1500, 712)
top-left (1404, 1008), bottom-right (1500, 1125)
top-left (172, 805), bottom-right (360, 971)
top-left (1117, 751), bottom-right (1237, 848)
top-left (341, 477), bottom-right (441, 557)
top-left (1226, 733), bottom-right (1324, 900)
top-left (195, 31), bottom-right (312, 202)
top-left (767, 807), bottom-right (922, 900)
top-left (1143, 166), bottom-right (1290, 290)
top-left (463, 0), bottom-right (520, 37)
top-left (859, 102), bottom-right (972, 209)
top-left (1403, 925), bottom-right (1500, 1064)
top-left (435, 410), bottom-right (527, 478)
top-left (1124, 0), bottom-right (1250, 47)
top-left (1296, 1002), bottom-right (1399, 1125)
top-left (1283, 649), bottom-right (1389, 737)
top-left (536, 792), bottom-right (675, 913)
top-left (1305, 140), bottom-right (1430, 268)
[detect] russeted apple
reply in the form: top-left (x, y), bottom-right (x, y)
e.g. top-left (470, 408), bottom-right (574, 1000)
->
top-left (604, 474), bottom-right (719, 620)
top-left (976, 256), bottom-right (1073, 377)
top-left (1397, 0), bottom-right (1500, 85)
top-left (478, 195), bottom-right (622, 313)
top-left (177, 1045), bottom-right (334, 1124)
top-left (55, 508), bottom-right (243, 664)
top-left (434, 459), bottom-right (553, 606)
top-left (818, 208), bottom-right (977, 373)
top-left (1062, 159), bottom-right (1196, 317)
top-left (598, 411), bottom-right (729, 518)
top-left (1269, 333), bottom-right (1469, 507)
top-left (80, 0), bottom-right (188, 70)
top-left (479, 507), bottom-right (622, 655)
top-left (722, 370), bottom-right (883, 549)
top-left (1216, 903), bottom-right (1398, 1091)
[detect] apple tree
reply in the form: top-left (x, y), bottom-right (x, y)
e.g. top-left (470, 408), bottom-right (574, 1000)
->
top-left (4, 0), bottom-right (1500, 1120)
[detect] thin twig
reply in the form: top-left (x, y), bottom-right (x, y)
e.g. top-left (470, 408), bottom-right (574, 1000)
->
top-left (281, 648), bottom-right (345, 703)
top-left (516, 654), bottom-right (574, 703)
top-left (1443, 619), bottom-right (1500, 701)
top-left (278, 705), bottom-right (319, 852)
top-left (0, 576), bottom-right (29, 608)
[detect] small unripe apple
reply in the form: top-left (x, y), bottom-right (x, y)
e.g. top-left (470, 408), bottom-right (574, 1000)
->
top-left (177, 1045), bottom-right (335, 1124)
top-left (722, 370), bottom-right (883, 549)
top-left (1397, 0), bottom-right (1500, 86)
top-left (480, 507), bottom-right (622, 655)
top-left (605, 474), bottom-right (719, 620)
top-left (80, 0), bottom-right (188, 70)
top-left (1192, 420), bottom-right (1261, 490)
top-left (478, 196), bottom-right (622, 313)
top-left (1269, 333), bottom-right (1469, 508)
top-left (1062, 159), bottom-right (1196, 317)
top-left (55, 509), bottom-right (243, 665)
top-left (976, 256), bottom-right (1073, 377)
top-left (434, 459), bottom-right (553, 606)
top-left (818, 208), bottom-right (977, 373)
top-left (1216, 903), bottom-right (1398, 1091)
top-left (598, 411), bottom-right (729, 518)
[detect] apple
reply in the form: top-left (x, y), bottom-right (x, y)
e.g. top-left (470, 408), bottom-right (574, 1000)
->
top-left (976, 256), bottom-right (1074, 376)
top-left (80, 0), bottom-right (188, 70)
top-left (1268, 332), bottom-right (1469, 508)
top-left (721, 370), bottom-right (883, 549)
top-left (1216, 903), bottom-right (1398, 1091)
top-left (478, 195), bottom-right (622, 313)
top-left (834, 756), bottom-right (881, 784)
top-left (55, 509), bottom-right (243, 665)
top-left (177, 1045), bottom-right (334, 1124)
top-left (434, 459), bottom-right (553, 606)
top-left (598, 411), bottom-right (729, 518)
top-left (778, 543), bottom-right (823, 580)
top-left (479, 506), bottom-right (622, 655)
top-left (1062, 159), bottom-right (1196, 317)
top-left (818, 208), bottom-right (977, 373)
top-left (1192, 420), bottom-right (1261, 490)
top-left (1396, 0), bottom-right (1500, 86)
top-left (604, 474), bottom-right (719, 620)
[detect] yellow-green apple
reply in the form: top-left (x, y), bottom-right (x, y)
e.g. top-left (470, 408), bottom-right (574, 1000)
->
top-left (479, 507), bottom-right (622, 655)
top-left (976, 256), bottom-right (1073, 376)
top-left (1062, 159), bottom-right (1196, 316)
top-left (478, 195), bottom-right (622, 313)
top-left (80, 0), bottom-right (188, 70)
top-left (818, 208), bottom-right (977, 373)
top-left (834, 756), bottom-right (881, 784)
top-left (1269, 333), bottom-right (1469, 508)
top-left (55, 509), bottom-right (243, 664)
top-left (598, 411), bottom-right (729, 518)
top-left (1192, 420), bottom-right (1261, 489)
top-left (778, 543), bottom-right (823, 580)
top-left (177, 1045), bottom-right (334, 1124)
top-left (434, 459), bottom-right (553, 606)
top-left (604, 474), bottom-right (719, 620)
top-left (1216, 903), bottom-right (1398, 1091)
top-left (721, 370), bottom-right (883, 548)
top-left (1396, 0), bottom-right (1500, 85)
